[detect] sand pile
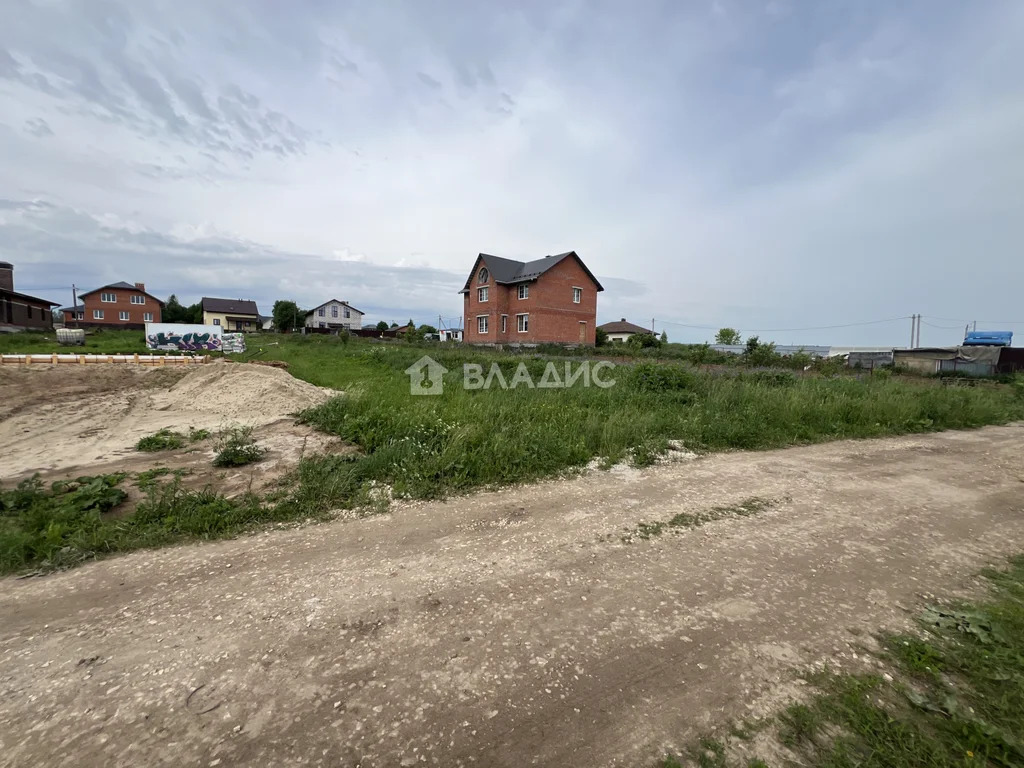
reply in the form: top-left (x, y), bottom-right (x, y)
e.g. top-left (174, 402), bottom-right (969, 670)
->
top-left (151, 363), bottom-right (334, 420)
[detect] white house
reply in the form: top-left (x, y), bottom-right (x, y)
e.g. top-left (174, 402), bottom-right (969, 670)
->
top-left (305, 299), bottom-right (364, 331)
top-left (597, 318), bottom-right (650, 343)
top-left (439, 327), bottom-right (463, 342)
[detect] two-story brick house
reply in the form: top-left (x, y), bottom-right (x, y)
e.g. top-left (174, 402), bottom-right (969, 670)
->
top-left (460, 251), bottom-right (603, 345)
top-left (68, 281), bottom-right (164, 328)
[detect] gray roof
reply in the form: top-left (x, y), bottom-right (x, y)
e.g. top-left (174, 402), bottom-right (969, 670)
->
top-left (61, 304), bottom-right (86, 312)
top-left (599, 319), bottom-right (650, 334)
top-left (79, 281), bottom-right (165, 304)
top-left (201, 297), bottom-right (260, 315)
top-left (460, 251), bottom-right (604, 293)
top-left (306, 298), bottom-right (365, 315)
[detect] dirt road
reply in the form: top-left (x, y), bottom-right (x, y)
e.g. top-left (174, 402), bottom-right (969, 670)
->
top-left (3, 425), bottom-right (1024, 767)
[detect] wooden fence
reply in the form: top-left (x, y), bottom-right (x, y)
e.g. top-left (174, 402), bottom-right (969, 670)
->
top-left (0, 354), bottom-right (211, 366)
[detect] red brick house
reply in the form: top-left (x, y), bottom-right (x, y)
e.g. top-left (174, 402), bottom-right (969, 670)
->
top-left (460, 251), bottom-right (603, 345)
top-left (67, 281), bottom-right (164, 329)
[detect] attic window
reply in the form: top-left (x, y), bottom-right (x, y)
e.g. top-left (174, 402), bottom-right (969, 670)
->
top-left (478, 267), bottom-right (489, 284)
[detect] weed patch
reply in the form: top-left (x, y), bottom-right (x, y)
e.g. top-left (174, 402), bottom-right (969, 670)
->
top-left (623, 497), bottom-right (778, 543)
top-left (136, 426), bottom-right (210, 452)
top-left (213, 425), bottom-right (265, 468)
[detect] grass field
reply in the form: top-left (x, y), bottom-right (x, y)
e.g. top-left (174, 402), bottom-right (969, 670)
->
top-left (2, 329), bottom-right (1023, 573)
top-left (662, 554), bottom-right (1024, 767)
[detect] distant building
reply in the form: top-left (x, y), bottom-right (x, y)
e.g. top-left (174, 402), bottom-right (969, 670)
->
top-left (439, 327), bottom-right (463, 342)
top-left (598, 318), bottom-right (651, 343)
top-left (0, 262), bottom-right (58, 331)
top-left (201, 297), bottom-right (261, 332)
top-left (304, 299), bottom-right (364, 331)
top-left (66, 281), bottom-right (163, 329)
top-left (461, 251), bottom-right (603, 345)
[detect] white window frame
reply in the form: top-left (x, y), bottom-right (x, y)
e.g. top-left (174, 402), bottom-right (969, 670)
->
top-left (517, 313), bottom-right (529, 333)
top-left (331, 305), bottom-right (338, 318)
top-left (143, 312), bottom-right (153, 322)
top-left (213, 318), bottom-right (221, 326)
top-left (119, 310), bottom-right (130, 321)
top-left (130, 295), bottom-right (146, 305)
top-left (343, 307), bottom-right (350, 318)
top-left (93, 309), bottom-right (104, 319)
top-left (478, 286), bottom-right (489, 302)
top-left (75, 311), bottom-right (84, 320)
top-left (518, 284), bottom-right (529, 300)
top-left (100, 292), bottom-right (116, 303)
top-left (573, 287), bottom-right (582, 304)
top-left (501, 314), bottom-right (507, 333)
top-left (477, 314), bottom-right (489, 334)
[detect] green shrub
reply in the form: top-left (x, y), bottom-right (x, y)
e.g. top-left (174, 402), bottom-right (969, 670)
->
top-left (213, 425), bottom-right (266, 467)
top-left (628, 362), bottom-right (699, 392)
top-left (136, 428), bottom-right (187, 452)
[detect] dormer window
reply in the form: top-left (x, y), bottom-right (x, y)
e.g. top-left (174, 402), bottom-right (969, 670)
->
top-left (478, 267), bottom-right (489, 284)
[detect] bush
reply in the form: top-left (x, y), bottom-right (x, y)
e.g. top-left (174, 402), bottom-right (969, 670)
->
top-left (136, 428), bottom-right (186, 452)
top-left (213, 425), bottom-right (266, 467)
top-left (628, 363), bottom-right (699, 392)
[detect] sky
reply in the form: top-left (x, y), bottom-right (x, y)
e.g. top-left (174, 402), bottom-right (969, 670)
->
top-left (2, 0), bottom-right (1022, 346)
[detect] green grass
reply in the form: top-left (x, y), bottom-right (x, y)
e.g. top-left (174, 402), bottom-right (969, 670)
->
top-left (212, 425), bottom-right (265, 467)
top-left (1, 328), bottom-right (155, 354)
top-left (658, 554), bottom-right (1024, 767)
top-left (135, 426), bottom-right (210, 452)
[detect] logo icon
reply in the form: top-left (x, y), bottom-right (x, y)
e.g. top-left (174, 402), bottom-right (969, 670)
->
top-left (405, 355), bottom-right (448, 395)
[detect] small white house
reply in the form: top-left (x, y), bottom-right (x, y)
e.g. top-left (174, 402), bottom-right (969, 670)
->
top-left (598, 318), bottom-right (650, 343)
top-left (439, 328), bottom-right (463, 342)
top-left (305, 299), bottom-right (364, 331)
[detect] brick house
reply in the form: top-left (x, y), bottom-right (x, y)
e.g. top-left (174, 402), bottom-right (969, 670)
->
top-left (460, 251), bottom-right (603, 345)
top-left (0, 261), bottom-right (58, 330)
top-left (66, 281), bottom-right (163, 329)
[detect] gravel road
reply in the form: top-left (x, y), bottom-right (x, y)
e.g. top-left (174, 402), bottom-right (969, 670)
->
top-left (2, 424), bottom-right (1024, 767)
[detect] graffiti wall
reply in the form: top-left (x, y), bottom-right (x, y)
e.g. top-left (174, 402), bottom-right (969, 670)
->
top-left (145, 323), bottom-right (223, 351)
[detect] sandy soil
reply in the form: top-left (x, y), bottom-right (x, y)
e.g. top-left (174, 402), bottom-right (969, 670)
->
top-left (0, 362), bottom-right (338, 482)
top-left (2, 424), bottom-right (1023, 767)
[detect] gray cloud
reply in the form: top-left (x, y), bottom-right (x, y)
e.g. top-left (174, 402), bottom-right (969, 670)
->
top-left (23, 117), bottom-right (53, 137)
top-left (416, 71), bottom-right (443, 90)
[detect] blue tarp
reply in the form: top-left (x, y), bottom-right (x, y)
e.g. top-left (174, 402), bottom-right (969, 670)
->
top-left (963, 331), bottom-right (1012, 346)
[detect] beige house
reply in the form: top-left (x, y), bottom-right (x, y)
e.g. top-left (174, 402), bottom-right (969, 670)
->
top-left (201, 297), bottom-right (261, 332)
top-left (305, 299), bottom-right (364, 331)
top-left (598, 318), bottom-right (651, 343)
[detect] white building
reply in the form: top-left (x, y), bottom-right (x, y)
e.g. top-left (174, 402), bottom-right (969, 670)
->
top-left (305, 299), bottom-right (364, 331)
top-left (439, 328), bottom-right (463, 342)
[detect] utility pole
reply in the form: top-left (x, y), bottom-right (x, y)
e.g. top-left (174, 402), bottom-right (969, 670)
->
top-left (973, 320), bottom-right (977, 332)
top-left (651, 318), bottom-right (655, 333)
top-left (915, 314), bottom-right (921, 348)
top-left (910, 315), bottom-right (915, 348)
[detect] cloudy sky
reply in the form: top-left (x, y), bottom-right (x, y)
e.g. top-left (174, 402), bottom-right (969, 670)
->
top-left (2, 0), bottom-right (1022, 345)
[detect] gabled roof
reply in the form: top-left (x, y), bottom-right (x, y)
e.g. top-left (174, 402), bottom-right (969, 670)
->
top-left (0, 287), bottom-right (59, 306)
top-left (305, 298), bottom-right (365, 316)
top-left (61, 304), bottom-right (86, 313)
top-left (459, 251), bottom-right (604, 293)
top-left (79, 281), bottom-right (165, 305)
top-left (598, 319), bottom-right (650, 334)
top-left (201, 297), bottom-right (260, 315)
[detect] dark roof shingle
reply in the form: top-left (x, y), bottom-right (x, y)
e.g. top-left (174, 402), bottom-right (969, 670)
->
top-left (460, 251), bottom-right (604, 293)
top-left (201, 297), bottom-right (260, 315)
top-left (598, 319), bottom-right (651, 334)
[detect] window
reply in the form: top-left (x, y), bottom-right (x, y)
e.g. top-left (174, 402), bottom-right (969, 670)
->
top-left (344, 307), bottom-right (350, 318)
top-left (93, 309), bottom-right (104, 320)
top-left (27, 305), bottom-right (32, 319)
top-left (331, 305), bottom-right (338, 318)
top-left (573, 287), bottom-right (582, 304)
top-left (143, 312), bottom-right (153, 322)
top-left (478, 286), bottom-right (489, 302)
top-left (518, 284), bottom-right (529, 300)
top-left (100, 292), bottom-right (116, 302)
top-left (501, 314), bottom-right (507, 333)
top-left (477, 315), bottom-right (489, 334)
top-left (319, 322), bottom-right (326, 328)
top-left (119, 311), bottom-right (130, 321)
top-left (318, 307), bottom-right (325, 316)
top-left (213, 318), bottom-right (221, 325)
top-left (478, 267), bottom-right (489, 284)
top-left (75, 312), bottom-right (84, 320)
top-left (131, 295), bottom-right (145, 305)
top-left (517, 313), bottom-right (529, 333)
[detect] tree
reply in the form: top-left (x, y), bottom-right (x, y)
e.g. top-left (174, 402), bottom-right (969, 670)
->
top-left (715, 328), bottom-right (741, 345)
top-left (404, 318), bottom-right (420, 342)
top-left (376, 321), bottom-right (389, 331)
top-left (628, 332), bottom-right (661, 349)
top-left (595, 327), bottom-right (608, 347)
top-left (272, 300), bottom-right (301, 333)
top-left (659, 330), bottom-right (668, 344)
top-left (418, 324), bottom-right (437, 334)
top-left (164, 294), bottom-right (187, 323)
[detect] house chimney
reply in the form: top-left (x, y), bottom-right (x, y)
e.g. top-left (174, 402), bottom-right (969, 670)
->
top-left (0, 262), bottom-right (12, 292)
top-left (620, 317), bottom-right (626, 322)
top-left (134, 282), bottom-right (145, 292)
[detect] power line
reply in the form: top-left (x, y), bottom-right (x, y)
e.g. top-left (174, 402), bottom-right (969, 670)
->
top-left (656, 315), bottom-right (911, 334)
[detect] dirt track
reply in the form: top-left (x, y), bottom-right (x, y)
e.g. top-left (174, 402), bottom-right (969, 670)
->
top-left (2, 425), bottom-right (1024, 767)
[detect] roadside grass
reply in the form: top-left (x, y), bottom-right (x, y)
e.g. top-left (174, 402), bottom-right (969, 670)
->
top-left (622, 497), bottom-right (779, 543)
top-left (3, 333), bottom-right (1023, 574)
top-left (658, 554), bottom-right (1024, 767)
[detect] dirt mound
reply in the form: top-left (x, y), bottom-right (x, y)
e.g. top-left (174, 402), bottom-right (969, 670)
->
top-left (0, 363), bottom-right (339, 479)
top-left (151, 362), bottom-right (332, 420)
